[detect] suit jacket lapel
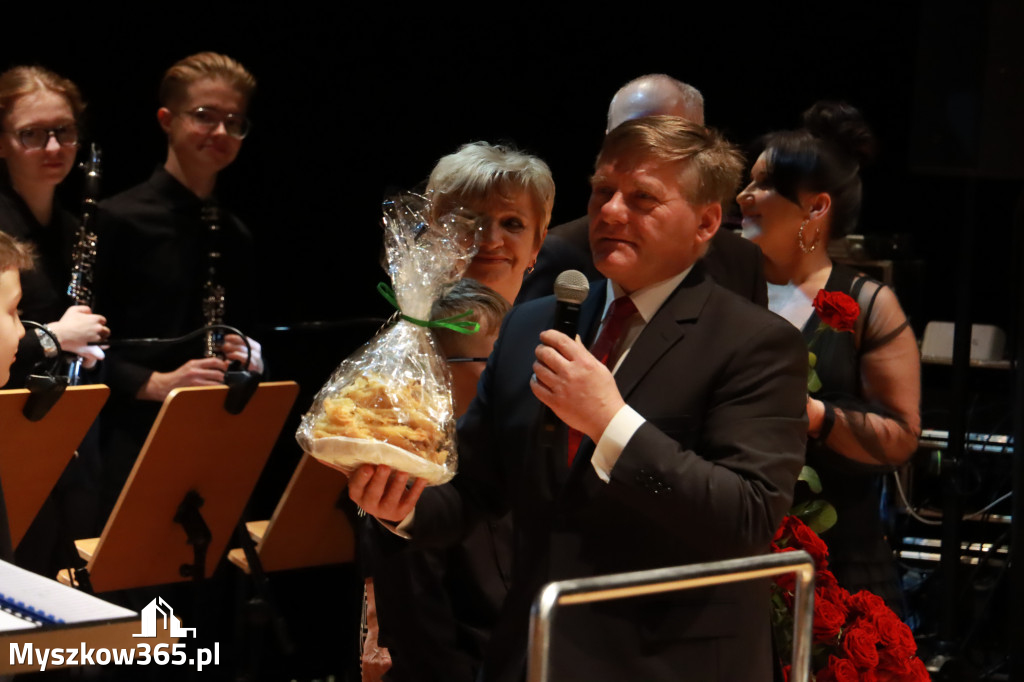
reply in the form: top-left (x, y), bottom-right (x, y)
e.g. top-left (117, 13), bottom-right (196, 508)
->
top-left (613, 263), bottom-right (713, 400)
top-left (564, 266), bottom-right (713, 482)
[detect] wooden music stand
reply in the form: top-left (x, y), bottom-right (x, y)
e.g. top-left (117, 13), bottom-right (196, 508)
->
top-left (67, 382), bottom-right (298, 593)
top-left (0, 386), bottom-right (109, 548)
top-left (228, 452), bottom-right (354, 574)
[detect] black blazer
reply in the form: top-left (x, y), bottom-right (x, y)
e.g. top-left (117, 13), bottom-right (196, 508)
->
top-left (416, 264), bottom-right (806, 681)
top-left (519, 215), bottom-right (767, 307)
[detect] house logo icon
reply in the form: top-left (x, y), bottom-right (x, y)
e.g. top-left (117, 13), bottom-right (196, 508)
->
top-left (132, 597), bottom-right (197, 638)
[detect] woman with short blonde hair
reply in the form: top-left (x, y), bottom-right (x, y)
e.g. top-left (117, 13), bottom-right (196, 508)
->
top-left (428, 141), bottom-right (554, 304)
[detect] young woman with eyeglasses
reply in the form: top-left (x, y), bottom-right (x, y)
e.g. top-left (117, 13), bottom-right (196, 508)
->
top-left (0, 66), bottom-right (109, 389)
top-left (0, 66), bottom-right (110, 576)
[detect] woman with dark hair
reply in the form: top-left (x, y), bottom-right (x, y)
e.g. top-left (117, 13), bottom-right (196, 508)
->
top-left (736, 101), bottom-right (920, 614)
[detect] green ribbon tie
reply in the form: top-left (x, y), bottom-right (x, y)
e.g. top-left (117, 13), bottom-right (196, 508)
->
top-left (377, 282), bottom-right (480, 334)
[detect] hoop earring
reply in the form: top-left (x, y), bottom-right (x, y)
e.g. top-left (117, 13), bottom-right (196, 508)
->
top-left (797, 220), bottom-right (818, 254)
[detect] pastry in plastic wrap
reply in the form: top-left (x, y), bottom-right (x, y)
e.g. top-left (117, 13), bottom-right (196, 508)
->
top-left (313, 375), bottom-right (448, 465)
top-left (296, 194), bottom-right (477, 485)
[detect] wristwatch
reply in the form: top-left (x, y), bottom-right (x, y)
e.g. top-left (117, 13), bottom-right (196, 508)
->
top-left (35, 326), bottom-right (59, 358)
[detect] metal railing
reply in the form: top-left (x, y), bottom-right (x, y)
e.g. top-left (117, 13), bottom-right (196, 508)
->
top-left (527, 550), bottom-right (816, 682)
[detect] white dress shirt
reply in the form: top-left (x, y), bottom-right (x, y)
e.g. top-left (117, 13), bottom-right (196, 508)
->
top-left (590, 267), bottom-right (692, 482)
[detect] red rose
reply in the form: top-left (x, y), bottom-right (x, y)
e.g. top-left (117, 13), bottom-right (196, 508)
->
top-left (781, 664), bottom-right (791, 682)
top-left (816, 583), bottom-right (844, 607)
top-left (842, 622), bottom-right (880, 668)
top-left (773, 515), bottom-right (801, 545)
top-left (906, 656), bottom-right (931, 682)
top-left (772, 545), bottom-right (799, 595)
top-left (773, 515), bottom-right (830, 570)
top-left (848, 589), bottom-right (887, 618)
top-left (874, 610), bottom-right (916, 660)
top-left (878, 651), bottom-right (914, 677)
top-left (878, 657), bottom-right (931, 682)
top-left (813, 593), bottom-right (847, 643)
top-left (792, 523), bottom-right (830, 570)
top-left (816, 581), bottom-right (849, 611)
top-left (816, 569), bottom-right (841, 593)
top-left (819, 654), bottom-right (860, 682)
top-left (813, 290), bottom-right (860, 333)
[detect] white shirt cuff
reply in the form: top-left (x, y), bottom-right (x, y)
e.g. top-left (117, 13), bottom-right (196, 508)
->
top-left (377, 509), bottom-right (415, 539)
top-left (591, 405), bottom-right (646, 483)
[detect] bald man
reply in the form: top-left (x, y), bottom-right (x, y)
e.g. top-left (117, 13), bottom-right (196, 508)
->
top-left (518, 74), bottom-right (767, 305)
top-left (606, 73), bottom-right (705, 131)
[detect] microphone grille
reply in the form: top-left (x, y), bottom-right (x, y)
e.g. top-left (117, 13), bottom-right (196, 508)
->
top-left (553, 269), bottom-right (590, 304)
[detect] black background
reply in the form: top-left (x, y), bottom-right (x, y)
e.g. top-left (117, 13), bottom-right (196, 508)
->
top-left (6, 1), bottom-right (1019, 332)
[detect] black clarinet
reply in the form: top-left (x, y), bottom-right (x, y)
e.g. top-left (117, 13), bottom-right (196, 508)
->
top-left (65, 143), bottom-right (102, 385)
top-left (201, 201), bottom-right (226, 358)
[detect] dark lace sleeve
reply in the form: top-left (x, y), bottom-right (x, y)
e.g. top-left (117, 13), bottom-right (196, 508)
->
top-left (817, 278), bottom-right (921, 469)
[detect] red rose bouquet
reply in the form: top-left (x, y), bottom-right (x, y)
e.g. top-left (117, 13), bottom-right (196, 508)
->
top-left (807, 290), bottom-right (860, 393)
top-left (771, 515), bottom-right (929, 681)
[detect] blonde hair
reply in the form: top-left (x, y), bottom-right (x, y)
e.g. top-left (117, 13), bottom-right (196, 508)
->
top-left (0, 65), bottom-right (85, 127)
top-left (158, 52), bottom-right (256, 107)
top-left (599, 115), bottom-right (744, 206)
top-left (0, 232), bottom-right (34, 272)
top-left (427, 142), bottom-right (555, 243)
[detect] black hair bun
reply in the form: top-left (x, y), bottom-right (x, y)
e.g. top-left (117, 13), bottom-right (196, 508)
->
top-left (801, 101), bottom-right (877, 166)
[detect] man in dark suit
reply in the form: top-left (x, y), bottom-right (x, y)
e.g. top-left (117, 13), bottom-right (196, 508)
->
top-left (351, 117), bottom-right (806, 681)
top-left (519, 73), bottom-right (767, 306)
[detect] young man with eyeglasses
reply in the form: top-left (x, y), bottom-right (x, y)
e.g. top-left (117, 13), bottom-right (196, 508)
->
top-left (93, 52), bottom-right (264, 518)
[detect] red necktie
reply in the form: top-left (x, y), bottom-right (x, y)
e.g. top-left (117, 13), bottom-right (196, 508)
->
top-left (567, 296), bottom-right (638, 465)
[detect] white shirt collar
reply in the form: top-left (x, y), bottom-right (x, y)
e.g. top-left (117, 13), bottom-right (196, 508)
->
top-left (603, 265), bottom-right (694, 322)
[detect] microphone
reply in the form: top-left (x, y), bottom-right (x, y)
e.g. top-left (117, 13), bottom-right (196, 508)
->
top-left (542, 271), bottom-right (589, 452)
top-left (552, 270), bottom-right (590, 337)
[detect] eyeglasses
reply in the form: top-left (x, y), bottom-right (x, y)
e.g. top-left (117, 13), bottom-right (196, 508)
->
top-left (181, 107), bottom-right (251, 139)
top-left (9, 125), bottom-right (79, 150)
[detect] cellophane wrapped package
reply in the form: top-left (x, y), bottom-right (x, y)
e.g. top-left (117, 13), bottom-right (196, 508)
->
top-left (296, 194), bottom-right (476, 485)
